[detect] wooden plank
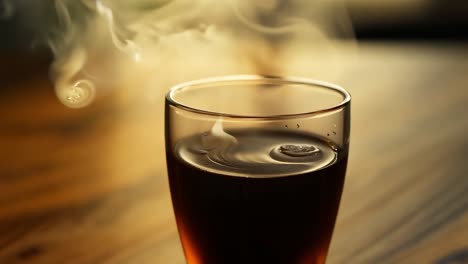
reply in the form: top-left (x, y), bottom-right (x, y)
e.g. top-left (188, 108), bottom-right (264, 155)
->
top-left (0, 42), bottom-right (467, 263)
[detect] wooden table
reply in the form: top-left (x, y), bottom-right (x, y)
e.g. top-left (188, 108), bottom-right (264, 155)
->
top-left (0, 42), bottom-right (467, 263)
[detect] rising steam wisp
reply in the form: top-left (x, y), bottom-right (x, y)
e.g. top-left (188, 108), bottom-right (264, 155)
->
top-left (6, 0), bottom-right (356, 108)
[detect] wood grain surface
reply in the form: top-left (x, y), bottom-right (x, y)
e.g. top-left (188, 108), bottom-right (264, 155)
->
top-left (0, 42), bottom-right (467, 264)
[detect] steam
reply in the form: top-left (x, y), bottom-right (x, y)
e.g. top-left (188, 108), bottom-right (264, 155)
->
top-left (230, 1), bottom-right (308, 35)
top-left (201, 119), bottom-right (237, 151)
top-left (53, 47), bottom-right (96, 108)
top-left (94, 0), bottom-right (141, 61)
top-left (6, 0), bottom-right (355, 108)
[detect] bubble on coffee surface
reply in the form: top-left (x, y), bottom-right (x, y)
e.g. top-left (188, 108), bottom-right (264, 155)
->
top-left (270, 144), bottom-right (322, 163)
top-left (177, 129), bottom-right (338, 178)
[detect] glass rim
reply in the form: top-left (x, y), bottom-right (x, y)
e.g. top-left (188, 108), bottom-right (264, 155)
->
top-left (166, 75), bottom-right (351, 119)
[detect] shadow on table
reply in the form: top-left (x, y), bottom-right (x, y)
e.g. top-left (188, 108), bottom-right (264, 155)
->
top-left (435, 248), bottom-right (468, 264)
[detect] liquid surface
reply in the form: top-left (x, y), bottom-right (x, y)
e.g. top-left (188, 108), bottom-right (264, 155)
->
top-left (166, 129), bottom-right (348, 264)
top-left (176, 129), bottom-right (337, 177)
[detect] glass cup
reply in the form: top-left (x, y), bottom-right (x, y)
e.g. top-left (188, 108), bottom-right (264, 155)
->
top-left (165, 75), bottom-right (350, 264)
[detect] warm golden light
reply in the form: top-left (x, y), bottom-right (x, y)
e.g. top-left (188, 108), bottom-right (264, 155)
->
top-left (5, 0), bottom-right (356, 108)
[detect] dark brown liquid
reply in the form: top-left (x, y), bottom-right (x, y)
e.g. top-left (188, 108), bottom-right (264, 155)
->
top-left (166, 130), bottom-right (347, 264)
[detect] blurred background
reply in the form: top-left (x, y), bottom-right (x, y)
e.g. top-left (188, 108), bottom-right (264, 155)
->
top-left (2, 0), bottom-right (468, 95)
top-left (3, 0), bottom-right (468, 47)
top-left (0, 1), bottom-right (467, 264)
top-left (350, 0), bottom-right (468, 40)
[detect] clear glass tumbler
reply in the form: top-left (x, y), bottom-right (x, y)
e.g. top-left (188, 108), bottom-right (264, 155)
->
top-left (165, 75), bottom-right (350, 264)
